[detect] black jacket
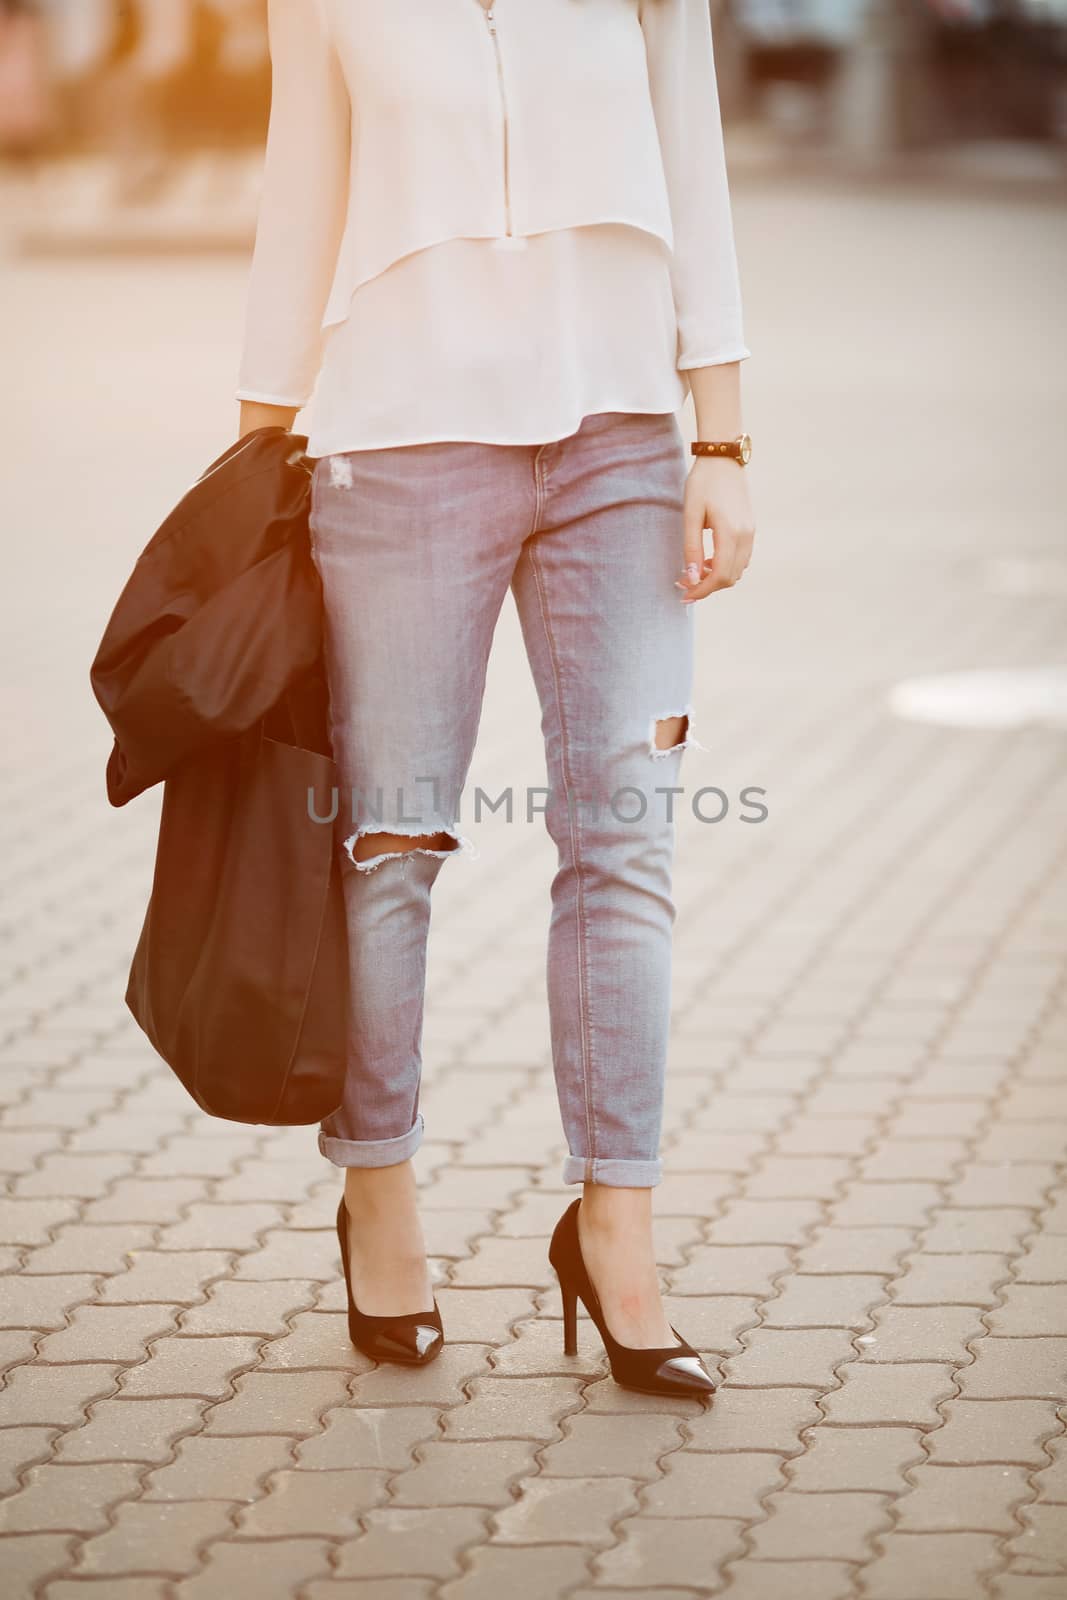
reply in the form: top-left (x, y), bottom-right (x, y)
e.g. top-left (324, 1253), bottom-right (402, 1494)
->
top-left (90, 428), bottom-right (347, 1126)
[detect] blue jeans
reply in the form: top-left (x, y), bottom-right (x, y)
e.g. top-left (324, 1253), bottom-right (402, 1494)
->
top-left (308, 410), bottom-right (697, 1187)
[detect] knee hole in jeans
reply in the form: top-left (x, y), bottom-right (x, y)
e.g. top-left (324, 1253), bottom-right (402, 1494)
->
top-left (648, 707), bottom-right (701, 761)
top-left (344, 827), bottom-right (473, 875)
top-left (653, 715), bottom-right (688, 752)
top-left (350, 830), bottom-right (460, 870)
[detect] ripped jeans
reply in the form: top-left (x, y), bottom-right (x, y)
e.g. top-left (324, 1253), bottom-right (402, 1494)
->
top-left (308, 410), bottom-right (697, 1187)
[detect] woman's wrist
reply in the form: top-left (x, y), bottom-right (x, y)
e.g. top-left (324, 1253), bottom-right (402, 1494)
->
top-left (685, 361), bottom-right (744, 441)
top-left (238, 400), bottom-right (300, 439)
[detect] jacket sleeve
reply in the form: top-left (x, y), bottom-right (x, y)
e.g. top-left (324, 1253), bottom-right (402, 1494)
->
top-left (235, 0), bottom-right (351, 408)
top-left (639, 0), bottom-right (751, 370)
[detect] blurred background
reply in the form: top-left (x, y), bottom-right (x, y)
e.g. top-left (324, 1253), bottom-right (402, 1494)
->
top-left (2, 0), bottom-right (1067, 241)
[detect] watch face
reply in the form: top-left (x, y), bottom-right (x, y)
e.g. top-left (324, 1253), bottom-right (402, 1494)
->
top-left (738, 433), bottom-right (752, 465)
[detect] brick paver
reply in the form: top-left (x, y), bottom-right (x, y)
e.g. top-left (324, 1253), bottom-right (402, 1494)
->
top-left (1, 164), bottom-right (1065, 1600)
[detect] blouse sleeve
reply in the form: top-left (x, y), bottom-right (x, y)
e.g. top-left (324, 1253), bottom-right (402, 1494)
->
top-left (235, 0), bottom-right (351, 408)
top-left (639, 0), bottom-right (751, 370)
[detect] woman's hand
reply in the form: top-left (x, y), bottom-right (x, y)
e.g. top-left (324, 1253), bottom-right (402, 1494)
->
top-left (677, 456), bottom-right (755, 604)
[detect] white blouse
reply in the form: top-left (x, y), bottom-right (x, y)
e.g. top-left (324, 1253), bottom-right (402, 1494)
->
top-left (236, 0), bottom-right (751, 453)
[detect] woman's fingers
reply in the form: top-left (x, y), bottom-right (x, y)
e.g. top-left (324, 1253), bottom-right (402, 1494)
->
top-left (725, 528), bottom-right (753, 585)
top-left (681, 525), bottom-right (755, 601)
top-left (681, 522), bottom-right (736, 602)
top-left (681, 492), bottom-right (707, 589)
top-left (677, 464), bottom-right (757, 603)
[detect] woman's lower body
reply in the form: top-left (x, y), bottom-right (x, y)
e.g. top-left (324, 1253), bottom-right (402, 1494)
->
top-left (308, 409), bottom-right (697, 1194)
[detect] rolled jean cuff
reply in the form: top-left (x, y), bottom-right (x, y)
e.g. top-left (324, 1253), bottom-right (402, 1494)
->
top-left (318, 1112), bottom-right (425, 1169)
top-left (562, 1153), bottom-right (663, 1187)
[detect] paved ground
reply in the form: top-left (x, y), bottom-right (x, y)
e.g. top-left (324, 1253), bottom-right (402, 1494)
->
top-left (1, 170), bottom-right (1066, 1599)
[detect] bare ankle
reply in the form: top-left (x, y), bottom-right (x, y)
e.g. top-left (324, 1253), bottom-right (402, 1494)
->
top-left (344, 1160), bottom-right (417, 1210)
top-left (580, 1183), bottom-right (653, 1233)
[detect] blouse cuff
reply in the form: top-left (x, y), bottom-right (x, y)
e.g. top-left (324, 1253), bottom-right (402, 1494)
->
top-left (235, 389), bottom-right (310, 408)
top-left (678, 345), bottom-right (752, 371)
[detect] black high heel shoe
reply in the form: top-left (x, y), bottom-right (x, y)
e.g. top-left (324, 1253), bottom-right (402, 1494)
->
top-left (336, 1197), bottom-right (444, 1366)
top-left (548, 1196), bottom-right (715, 1399)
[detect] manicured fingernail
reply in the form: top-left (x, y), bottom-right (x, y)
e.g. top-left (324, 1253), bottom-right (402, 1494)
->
top-left (685, 564), bottom-right (701, 584)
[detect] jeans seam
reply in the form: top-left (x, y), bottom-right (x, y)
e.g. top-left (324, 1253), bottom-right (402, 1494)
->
top-left (526, 537), bottom-right (598, 1170)
top-left (532, 443), bottom-right (550, 534)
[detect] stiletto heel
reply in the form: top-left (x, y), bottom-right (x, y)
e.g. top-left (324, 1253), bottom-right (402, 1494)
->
top-left (548, 1195), bottom-right (715, 1400)
top-left (335, 1197), bottom-right (444, 1366)
top-left (560, 1272), bottom-right (579, 1356)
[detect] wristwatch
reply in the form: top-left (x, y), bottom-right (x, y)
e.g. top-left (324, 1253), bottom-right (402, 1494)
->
top-left (691, 433), bottom-right (752, 466)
